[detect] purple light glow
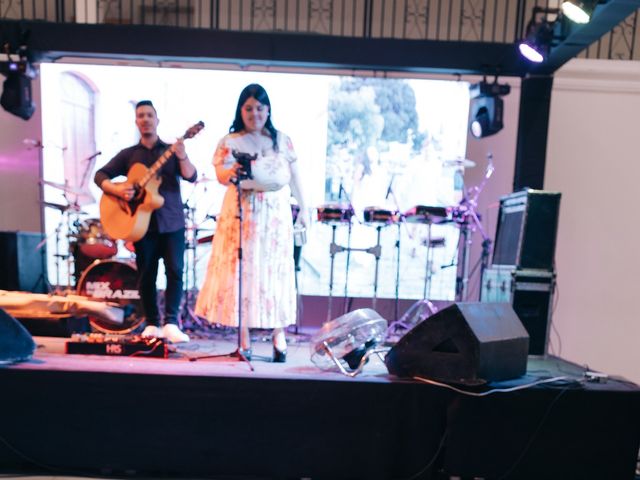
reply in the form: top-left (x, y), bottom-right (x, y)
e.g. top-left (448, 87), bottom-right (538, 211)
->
top-left (519, 42), bottom-right (544, 63)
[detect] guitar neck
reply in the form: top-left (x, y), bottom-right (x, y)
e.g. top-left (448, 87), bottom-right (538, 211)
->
top-left (137, 138), bottom-right (182, 188)
top-left (134, 121), bottom-right (204, 189)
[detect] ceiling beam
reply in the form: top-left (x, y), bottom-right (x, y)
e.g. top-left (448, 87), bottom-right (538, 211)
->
top-left (533, 0), bottom-right (640, 74)
top-left (0, 20), bottom-right (532, 77)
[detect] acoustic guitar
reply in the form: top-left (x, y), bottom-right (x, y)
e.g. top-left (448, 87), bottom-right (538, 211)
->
top-left (99, 121), bottom-right (205, 242)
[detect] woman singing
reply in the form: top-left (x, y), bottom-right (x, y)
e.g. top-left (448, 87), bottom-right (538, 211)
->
top-left (195, 83), bottom-right (308, 362)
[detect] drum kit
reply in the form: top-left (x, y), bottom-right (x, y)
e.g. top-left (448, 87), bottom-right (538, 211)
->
top-left (42, 176), bottom-right (218, 334)
top-left (314, 155), bottom-right (495, 323)
top-left (41, 181), bottom-right (143, 333)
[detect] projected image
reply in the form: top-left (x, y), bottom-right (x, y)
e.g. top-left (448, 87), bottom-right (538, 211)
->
top-left (39, 63), bottom-right (469, 301)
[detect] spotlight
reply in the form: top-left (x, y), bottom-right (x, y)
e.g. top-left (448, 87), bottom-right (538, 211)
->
top-left (468, 80), bottom-right (511, 139)
top-left (0, 60), bottom-right (36, 121)
top-left (519, 17), bottom-right (555, 63)
top-left (561, 0), bottom-right (597, 24)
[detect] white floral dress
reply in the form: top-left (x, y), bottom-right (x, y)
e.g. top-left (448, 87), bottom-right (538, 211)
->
top-left (195, 131), bottom-right (297, 329)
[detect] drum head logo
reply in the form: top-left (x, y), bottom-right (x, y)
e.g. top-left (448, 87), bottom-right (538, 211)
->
top-left (85, 281), bottom-right (139, 300)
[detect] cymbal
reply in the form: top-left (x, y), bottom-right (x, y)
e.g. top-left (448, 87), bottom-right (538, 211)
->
top-left (443, 158), bottom-right (476, 168)
top-left (41, 180), bottom-right (88, 195)
top-left (42, 201), bottom-right (87, 215)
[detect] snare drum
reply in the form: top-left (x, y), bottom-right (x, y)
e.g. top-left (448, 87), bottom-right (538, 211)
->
top-left (404, 205), bottom-right (450, 224)
top-left (78, 218), bottom-right (118, 259)
top-left (76, 259), bottom-right (144, 334)
top-left (363, 206), bottom-right (398, 225)
top-left (317, 204), bottom-right (354, 224)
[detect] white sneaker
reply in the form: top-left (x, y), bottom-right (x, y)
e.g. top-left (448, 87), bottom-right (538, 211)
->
top-left (162, 324), bottom-right (190, 343)
top-left (141, 325), bottom-right (162, 338)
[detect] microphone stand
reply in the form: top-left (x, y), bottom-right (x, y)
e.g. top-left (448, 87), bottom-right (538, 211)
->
top-left (189, 159), bottom-right (256, 369)
top-left (454, 154), bottom-right (494, 301)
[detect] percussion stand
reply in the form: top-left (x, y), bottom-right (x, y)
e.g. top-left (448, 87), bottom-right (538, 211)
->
top-left (385, 182), bottom-right (404, 322)
top-left (339, 184), bottom-right (355, 315)
top-left (180, 204), bottom-right (207, 330)
top-left (370, 226), bottom-right (383, 310)
top-left (327, 224), bottom-right (342, 324)
top-left (48, 214), bottom-right (65, 293)
top-left (65, 202), bottom-right (81, 291)
top-left (327, 183), bottom-right (355, 322)
top-left (329, 226), bottom-right (384, 314)
top-left (421, 217), bottom-right (437, 300)
top-left (56, 192), bottom-right (80, 293)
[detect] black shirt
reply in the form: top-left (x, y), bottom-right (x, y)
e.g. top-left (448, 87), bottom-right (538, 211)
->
top-left (94, 139), bottom-right (197, 233)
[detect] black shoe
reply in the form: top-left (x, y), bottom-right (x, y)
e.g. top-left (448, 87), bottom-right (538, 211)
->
top-left (272, 347), bottom-right (287, 363)
top-left (238, 348), bottom-right (252, 361)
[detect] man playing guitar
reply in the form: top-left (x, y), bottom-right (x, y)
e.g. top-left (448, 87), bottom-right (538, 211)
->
top-left (94, 100), bottom-right (197, 343)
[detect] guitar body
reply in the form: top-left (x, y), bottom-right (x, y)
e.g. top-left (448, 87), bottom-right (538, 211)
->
top-left (100, 163), bottom-right (165, 242)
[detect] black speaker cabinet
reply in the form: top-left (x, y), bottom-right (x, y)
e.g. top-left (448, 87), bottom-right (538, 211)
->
top-left (0, 231), bottom-right (48, 293)
top-left (492, 189), bottom-right (561, 270)
top-left (385, 303), bottom-right (529, 384)
top-left (0, 308), bottom-right (36, 363)
top-left (481, 267), bottom-right (555, 356)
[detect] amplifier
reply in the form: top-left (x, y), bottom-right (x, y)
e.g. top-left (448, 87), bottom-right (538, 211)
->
top-left (492, 189), bottom-right (561, 270)
top-left (65, 333), bottom-right (169, 358)
top-left (481, 267), bottom-right (555, 355)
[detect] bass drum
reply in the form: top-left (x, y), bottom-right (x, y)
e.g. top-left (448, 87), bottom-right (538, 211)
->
top-left (77, 259), bottom-right (144, 334)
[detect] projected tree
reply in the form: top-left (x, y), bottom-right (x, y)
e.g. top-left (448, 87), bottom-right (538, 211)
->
top-left (326, 78), bottom-right (425, 201)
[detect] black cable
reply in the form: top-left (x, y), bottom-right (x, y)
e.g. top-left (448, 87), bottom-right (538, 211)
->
top-left (403, 431), bottom-right (447, 480)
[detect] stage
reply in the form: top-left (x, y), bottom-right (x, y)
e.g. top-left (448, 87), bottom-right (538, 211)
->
top-left (0, 331), bottom-right (639, 480)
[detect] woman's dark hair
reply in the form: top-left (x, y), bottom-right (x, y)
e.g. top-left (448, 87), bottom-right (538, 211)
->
top-left (230, 83), bottom-right (278, 151)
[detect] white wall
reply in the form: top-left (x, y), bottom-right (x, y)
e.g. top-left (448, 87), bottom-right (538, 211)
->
top-left (546, 58), bottom-right (640, 384)
top-left (0, 77), bottom-right (42, 232)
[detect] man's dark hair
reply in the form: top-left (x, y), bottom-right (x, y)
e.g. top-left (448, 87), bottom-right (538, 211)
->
top-left (135, 100), bottom-right (156, 112)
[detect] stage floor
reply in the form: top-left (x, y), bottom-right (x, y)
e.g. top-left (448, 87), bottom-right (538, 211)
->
top-left (1, 329), bottom-right (640, 480)
top-left (18, 330), bottom-right (394, 382)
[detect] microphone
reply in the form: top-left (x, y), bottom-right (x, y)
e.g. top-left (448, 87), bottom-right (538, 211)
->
top-left (385, 174), bottom-right (395, 200)
top-left (22, 138), bottom-right (42, 149)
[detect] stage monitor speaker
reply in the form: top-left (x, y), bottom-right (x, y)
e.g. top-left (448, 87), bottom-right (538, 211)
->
top-left (0, 231), bottom-right (48, 293)
top-left (0, 308), bottom-right (36, 364)
top-left (385, 303), bottom-right (529, 384)
top-left (492, 189), bottom-right (561, 270)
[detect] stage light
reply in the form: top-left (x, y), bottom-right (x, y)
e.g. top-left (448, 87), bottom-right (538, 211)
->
top-left (468, 80), bottom-right (511, 139)
top-left (561, 0), bottom-right (597, 24)
top-left (518, 17), bottom-right (555, 63)
top-left (1, 67), bottom-right (36, 120)
top-left (0, 44), bottom-right (37, 121)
